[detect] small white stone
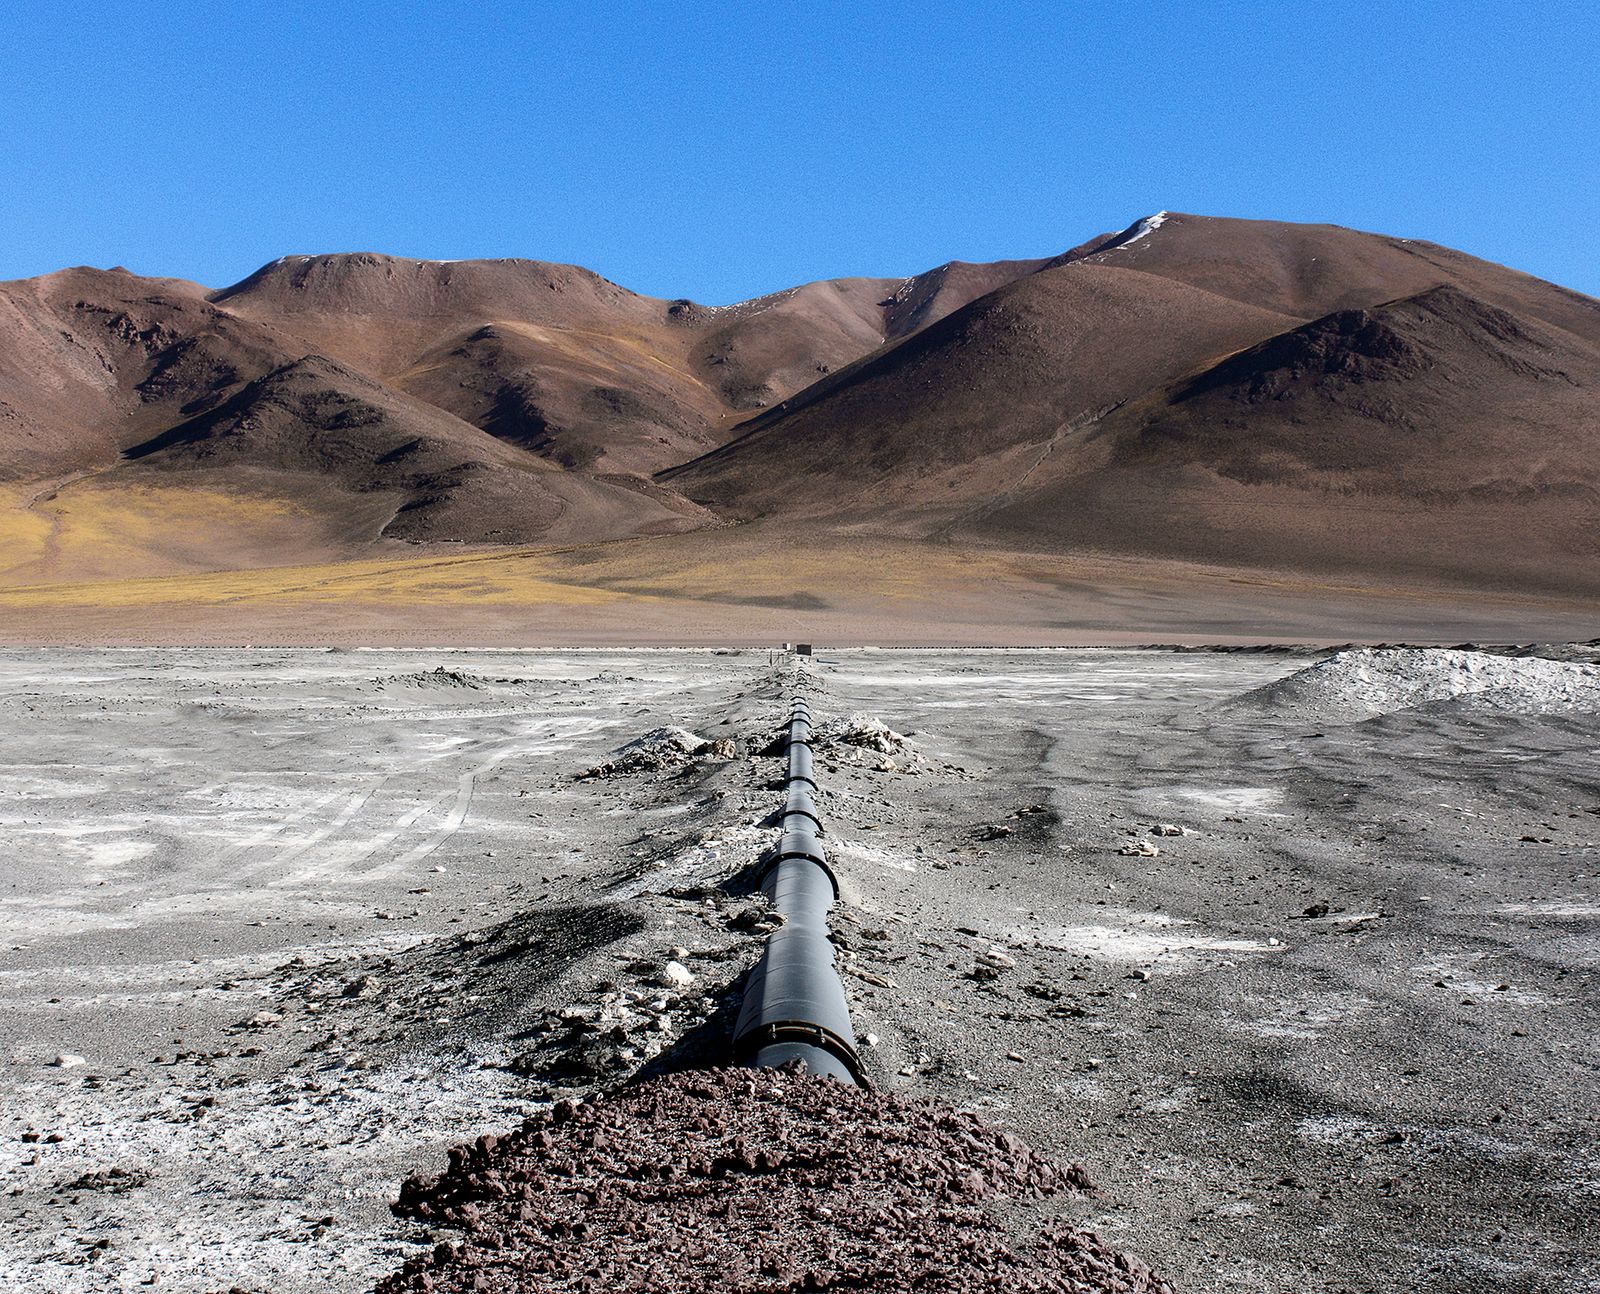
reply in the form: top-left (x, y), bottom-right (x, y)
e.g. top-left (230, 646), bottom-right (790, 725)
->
top-left (52, 1053), bottom-right (86, 1069)
top-left (660, 961), bottom-right (695, 988)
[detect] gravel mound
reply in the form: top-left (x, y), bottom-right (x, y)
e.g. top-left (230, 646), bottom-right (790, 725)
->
top-left (1236, 648), bottom-right (1600, 723)
top-left (812, 714), bottom-right (909, 753)
top-left (377, 1068), bottom-right (1171, 1293)
top-left (579, 727), bottom-right (735, 779)
top-left (382, 667), bottom-right (486, 690)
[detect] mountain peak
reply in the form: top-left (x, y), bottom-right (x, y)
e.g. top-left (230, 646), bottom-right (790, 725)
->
top-left (1108, 210), bottom-right (1171, 249)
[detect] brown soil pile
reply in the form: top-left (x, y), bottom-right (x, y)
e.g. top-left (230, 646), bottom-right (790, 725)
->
top-left (377, 1068), bottom-right (1172, 1293)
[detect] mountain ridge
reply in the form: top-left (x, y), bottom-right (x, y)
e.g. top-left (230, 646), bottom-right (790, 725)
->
top-left (1, 212), bottom-right (1596, 606)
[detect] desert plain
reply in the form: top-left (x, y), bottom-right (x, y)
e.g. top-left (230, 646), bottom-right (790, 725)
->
top-left (1, 643), bottom-right (1596, 1292)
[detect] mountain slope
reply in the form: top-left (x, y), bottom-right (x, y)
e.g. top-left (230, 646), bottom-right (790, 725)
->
top-left (209, 254), bottom-right (667, 378)
top-left (0, 267), bottom-right (292, 479)
top-left (664, 214), bottom-right (1600, 595)
top-left (1055, 212), bottom-right (1600, 345)
top-left (882, 256), bottom-right (1055, 338)
top-left (960, 283), bottom-right (1600, 592)
top-left (208, 253), bottom-right (1044, 473)
top-left (661, 257), bottom-right (1302, 510)
top-left (393, 321), bottom-right (725, 475)
top-left (121, 353), bottom-right (703, 544)
top-left (0, 245), bottom-right (1044, 571)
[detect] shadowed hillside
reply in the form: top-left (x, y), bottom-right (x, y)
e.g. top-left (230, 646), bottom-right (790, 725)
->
top-left (121, 354), bottom-right (706, 545)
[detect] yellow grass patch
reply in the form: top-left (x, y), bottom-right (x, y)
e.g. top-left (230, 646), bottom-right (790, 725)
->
top-left (0, 480), bottom-right (319, 585)
top-left (0, 547), bottom-right (629, 611)
top-left (0, 502), bottom-right (1575, 649)
top-left (0, 526), bottom-right (1012, 615)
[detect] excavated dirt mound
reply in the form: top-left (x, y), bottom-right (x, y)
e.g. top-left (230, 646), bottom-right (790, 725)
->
top-left (577, 726), bottom-right (736, 779)
top-left (1233, 647), bottom-right (1600, 723)
top-left (377, 1068), bottom-right (1172, 1293)
top-left (812, 713), bottom-right (910, 753)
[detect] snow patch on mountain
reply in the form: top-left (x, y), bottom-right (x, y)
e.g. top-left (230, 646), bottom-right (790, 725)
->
top-left (1115, 211), bottom-right (1169, 249)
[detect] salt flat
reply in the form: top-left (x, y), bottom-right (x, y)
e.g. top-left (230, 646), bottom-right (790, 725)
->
top-left (1, 648), bottom-right (1596, 1292)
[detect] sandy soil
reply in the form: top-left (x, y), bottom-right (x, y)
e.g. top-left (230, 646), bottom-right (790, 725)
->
top-left (1, 648), bottom-right (1596, 1292)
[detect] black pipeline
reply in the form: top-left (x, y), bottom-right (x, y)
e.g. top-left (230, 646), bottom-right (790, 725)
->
top-left (731, 697), bottom-right (864, 1085)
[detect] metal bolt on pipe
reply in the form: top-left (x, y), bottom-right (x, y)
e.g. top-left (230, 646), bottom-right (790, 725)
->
top-left (731, 696), bottom-right (864, 1085)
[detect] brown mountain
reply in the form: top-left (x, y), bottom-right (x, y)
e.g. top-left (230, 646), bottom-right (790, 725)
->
top-left (120, 353), bottom-right (703, 544)
top-left (956, 282), bottom-right (1600, 592)
top-left (665, 213), bottom-right (1600, 596)
top-left (0, 248), bottom-right (1039, 575)
top-left (0, 266), bottom-right (285, 479)
top-left (0, 212), bottom-right (1595, 613)
top-left (209, 253), bottom-right (1040, 474)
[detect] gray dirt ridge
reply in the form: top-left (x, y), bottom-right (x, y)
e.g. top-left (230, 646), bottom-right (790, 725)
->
top-left (0, 647), bottom-right (1596, 1292)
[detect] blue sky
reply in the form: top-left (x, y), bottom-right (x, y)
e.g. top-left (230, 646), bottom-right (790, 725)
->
top-left (2, 1), bottom-right (1597, 301)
